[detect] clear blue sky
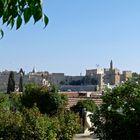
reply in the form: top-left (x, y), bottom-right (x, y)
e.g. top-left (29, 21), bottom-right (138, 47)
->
top-left (0, 0), bottom-right (140, 75)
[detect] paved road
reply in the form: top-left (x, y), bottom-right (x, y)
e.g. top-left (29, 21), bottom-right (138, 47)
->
top-left (73, 134), bottom-right (99, 140)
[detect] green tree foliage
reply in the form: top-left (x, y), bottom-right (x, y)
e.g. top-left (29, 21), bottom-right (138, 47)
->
top-left (0, 0), bottom-right (49, 38)
top-left (21, 106), bottom-right (58, 140)
top-left (132, 72), bottom-right (140, 83)
top-left (59, 112), bottom-right (80, 140)
top-left (0, 84), bottom-right (81, 139)
top-left (132, 72), bottom-right (139, 78)
top-left (9, 93), bottom-right (22, 111)
top-left (7, 71), bottom-right (15, 94)
top-left (0, 106), bottom-right (59, 140)
top-left (71, 99), bottom-right (96, 116)
top-left (0, 93), bottom-right (80, 140)
top-left (19, 75), bottom-right (23, 92)
top-left (0, 107), bottom-right (22, 140)
top-left (0, 92), bottom-right (22, 111)
top-left (0, 93), bottom-right (10, 109)
top-left (91, 80), bottom-right (140, 140)
top-left (21, 84), bottom-right (68, 115)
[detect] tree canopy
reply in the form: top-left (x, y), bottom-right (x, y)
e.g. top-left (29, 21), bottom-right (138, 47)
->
top-left (0, 0), bottom-right (49, 38)
top-left (21, 84), bottom-right (68, 116)
top-left (7, 71), bottom-right (15, 94)
top-left (71, 99), bottom-right (96, 118)
top-left (91, 80), bottom-right (140, 140)
top-left (0, 85), bottom-right (80, 139)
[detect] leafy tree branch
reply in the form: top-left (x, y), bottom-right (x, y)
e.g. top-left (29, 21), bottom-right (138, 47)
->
top-left (0, 0), bottom-right (49, 38)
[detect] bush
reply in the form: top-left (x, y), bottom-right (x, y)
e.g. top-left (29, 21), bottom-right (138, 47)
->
top-left (0, 85), bottom-right (80, 140)
top-left (21, 84), bottom-right (68, 116)
top-left (91, 80), bottom-right (140, 140)
top-left (0, 93), bottom-right (22, 111)
top-left (0, 108), bottom-right (22, 140)
top-left (0, 93), bottom-right (10, 110)
top-left (21, 106), bottom-right (58, 140)
top-left (58, 112), bottom-right (80, 140)
top-left (0, 106), bottom-right (60, 140)
top-left (0, 105), bottom-right (80, 140)
top-left (71, 99), bottom-right (96, 117)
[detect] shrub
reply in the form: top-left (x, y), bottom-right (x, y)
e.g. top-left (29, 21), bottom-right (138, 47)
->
top-left (71, 99), bottom-right (96, 117)
top-left (91, 80), bottom-right (140, 140)
top-left (21, 84), bottom-right (68, 116)
top-left (58, 111), bottom-right (80, 140)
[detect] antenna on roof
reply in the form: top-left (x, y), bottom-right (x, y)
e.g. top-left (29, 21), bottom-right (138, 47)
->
top-left (96, 64), bottom-right (99, 68)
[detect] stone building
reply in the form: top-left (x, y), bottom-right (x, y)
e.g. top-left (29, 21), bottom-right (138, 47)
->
top-left (48, 73), bottom-right (65, 85)
top-left (86, 68), bottom-right (104, 90)
top-left (0, 69), bottom-right (26, 92)
top-left (28, 69), bottom-right (49, 85)
top-left (86, 68), bottom-right (104, 76)
top-left (86, 60), bottom-right (132, 89)
top-left (120, 71), bottom-right (132, 82)
top-left (0, 61), bottom-right (133, 92)
top-left (104, 68), bottom-right (120, 85)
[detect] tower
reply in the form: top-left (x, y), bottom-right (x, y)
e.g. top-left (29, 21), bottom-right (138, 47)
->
top-left (19, 68), bottom-right (24, 76)
top-left (110, 60), bottom-right (113, 70)
top-left (32, 67), bottom-right (36, 73)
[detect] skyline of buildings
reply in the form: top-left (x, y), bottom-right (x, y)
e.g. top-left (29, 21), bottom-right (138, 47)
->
top-left (0, 60), bottom-right (137, 75)
top-left (1, 1), bottom-right (140, 76)
top-left (0, 60), bottom-right (133, 92)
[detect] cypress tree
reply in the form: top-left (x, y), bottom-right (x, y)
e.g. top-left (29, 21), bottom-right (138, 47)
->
top-left (7, 71), bottom-right (15, 94)
top-left (19, 75), bottom-right (23, 92)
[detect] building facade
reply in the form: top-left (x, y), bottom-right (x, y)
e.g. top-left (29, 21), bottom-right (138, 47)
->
top-left (0, 61), bottom-right (133, 92)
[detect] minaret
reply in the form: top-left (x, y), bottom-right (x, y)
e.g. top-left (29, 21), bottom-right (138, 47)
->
top-left (110, 60), bottom-right (113, 70)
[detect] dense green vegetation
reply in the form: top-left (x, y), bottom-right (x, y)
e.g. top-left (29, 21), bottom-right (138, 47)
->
top-left (19, 75), bottom-right (23, 92)
top-left (0, 0), bottom-right (48, 38)
top-left (0, 84), bottom-right (80, 140)
top-left (7, 71), bottom-right (15, 94)
top-left (4, 73), bottom-right (140, 139)
top-left (21, 84), bottom-right (68, 116)
top-left (71, 99), bottom-right (97, 116)
top-left (91, 80), bottom-right (140, 140)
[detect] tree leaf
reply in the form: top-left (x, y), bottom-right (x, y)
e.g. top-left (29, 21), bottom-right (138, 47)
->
top-left (24, 8), bottom-right (32, 24)
top-left (7, 15), bottom-right (12, 26)
top-left (0, 0), bottom-right (48, 38)
top-left (44, 14), bottom-right (49, 28)
top-left (33, 6), bottom-right (42, 23)
top-left (2, 11), bottom-right (8, 24)
top-left (10, 18), bottom-right (15, 29)
top-left (0, 29), bottom-right (4, 39)
top-left (16, 16), bottom-right (22, 29)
